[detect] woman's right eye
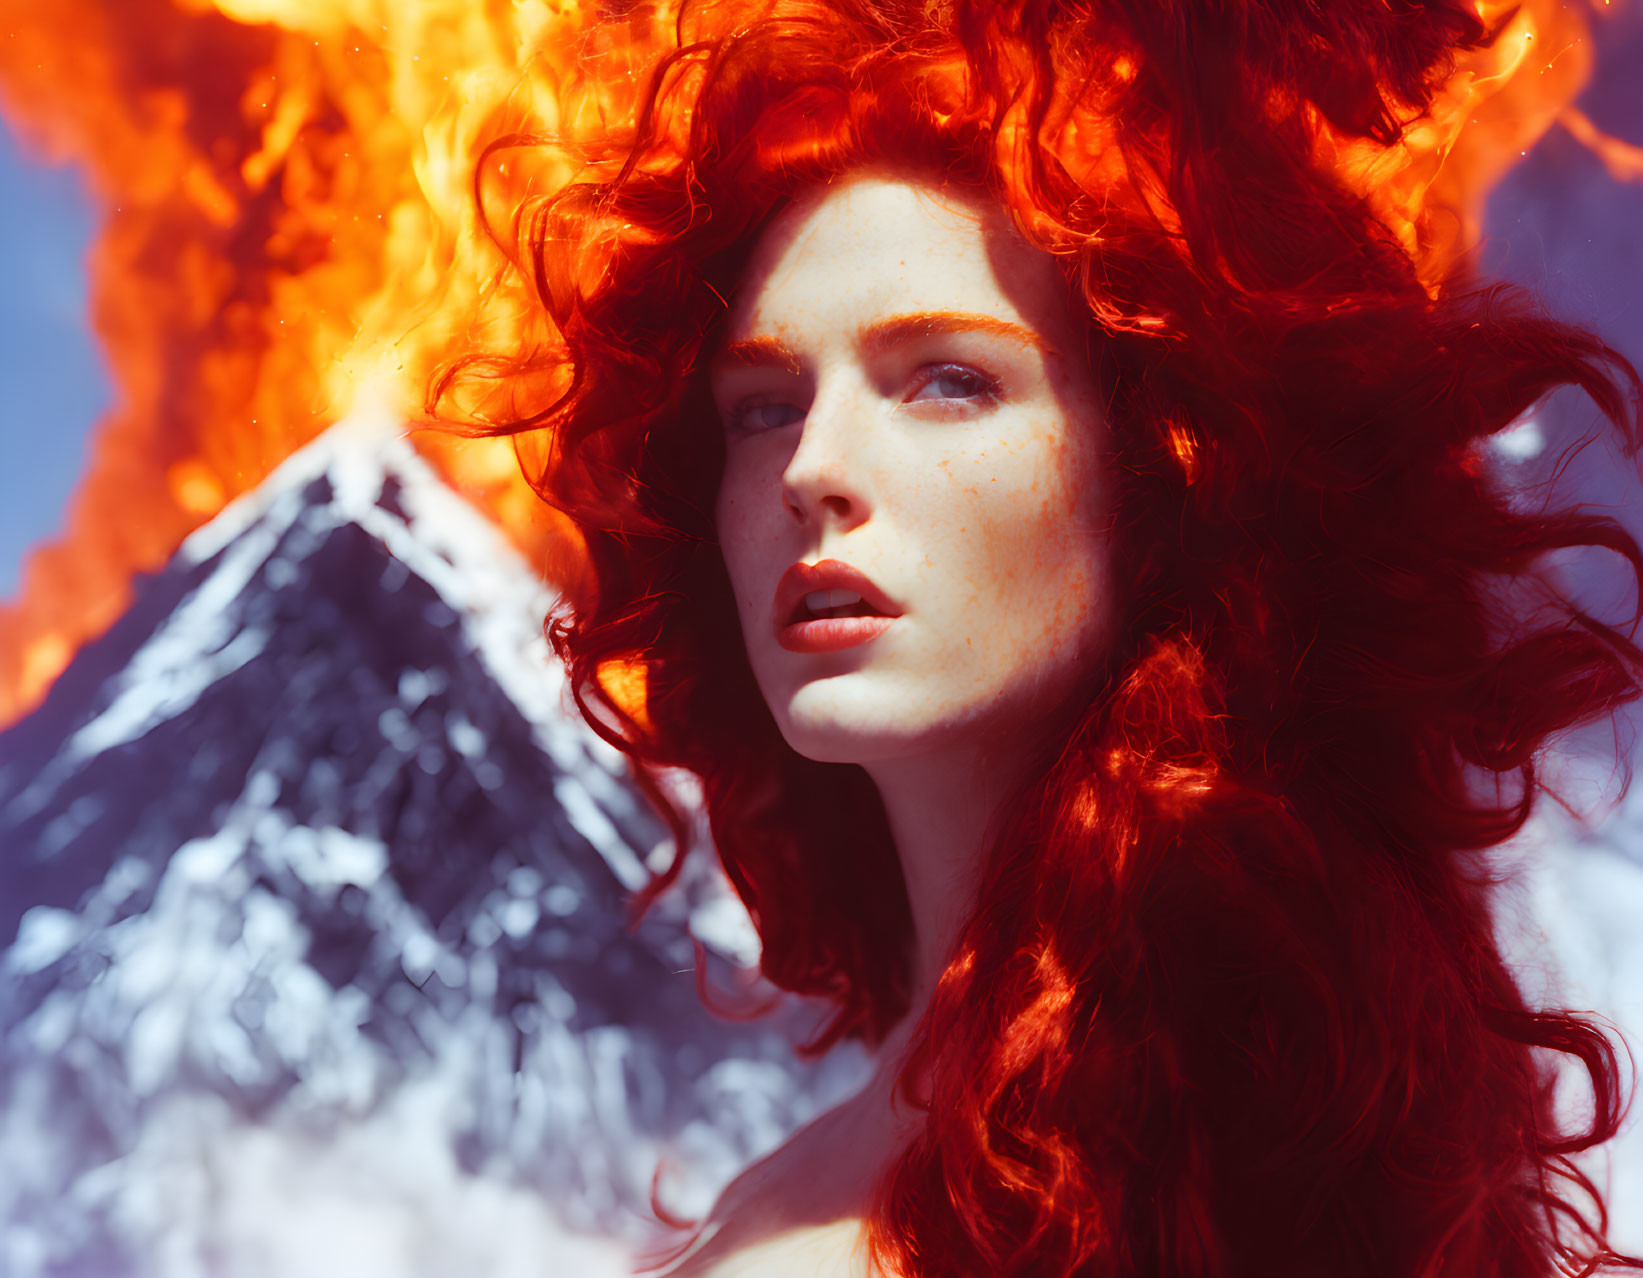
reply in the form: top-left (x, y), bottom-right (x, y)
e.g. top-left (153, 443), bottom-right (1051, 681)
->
top-left (727, 400), bottom-right (805, 434)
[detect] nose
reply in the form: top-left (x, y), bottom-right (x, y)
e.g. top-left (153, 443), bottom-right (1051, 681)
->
top-left (779, 383), bottom-right (871, 530)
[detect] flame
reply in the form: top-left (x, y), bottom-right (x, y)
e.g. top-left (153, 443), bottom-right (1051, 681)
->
top-left (0, 0), bottom-right (622, 723)
top-left (0, 0), bottom-right (1632, 726)
top-left (1318, 0), bottom-right (1594, 290)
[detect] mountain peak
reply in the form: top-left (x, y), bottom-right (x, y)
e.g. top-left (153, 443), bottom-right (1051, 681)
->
top-left (0, 419), bottom-right (862, 1277)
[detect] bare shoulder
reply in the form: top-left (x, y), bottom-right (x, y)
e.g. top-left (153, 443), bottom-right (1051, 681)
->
top-left (649, 1075), bottom-right (915, 1278)
top-left (657, 1216), bottom-right (878, 1278)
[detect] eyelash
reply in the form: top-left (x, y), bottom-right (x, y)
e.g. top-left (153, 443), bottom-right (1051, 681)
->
top-left (905, 363), bottom-right (1001, 408)
top-left (724, 362), bottom-right (1001, 435)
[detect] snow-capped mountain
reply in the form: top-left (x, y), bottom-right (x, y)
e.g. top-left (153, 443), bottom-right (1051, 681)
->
top-left (0, 411), bottom-right (869, 1278)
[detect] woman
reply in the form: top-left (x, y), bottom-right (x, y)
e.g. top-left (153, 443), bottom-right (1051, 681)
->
top-left (435, 0), bottom-right (1643, 1272)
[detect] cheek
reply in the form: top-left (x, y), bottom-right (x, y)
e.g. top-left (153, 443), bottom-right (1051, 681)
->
top-left (961, 426), bottom-right (1097, 566)
top-left (945, 425), bottom-right (1106, 655)
top-left (714, 464), bottom-right (768, 622)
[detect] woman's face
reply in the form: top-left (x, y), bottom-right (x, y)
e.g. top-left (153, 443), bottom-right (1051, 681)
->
top-left (712, 176), bottom-right (1112, 770)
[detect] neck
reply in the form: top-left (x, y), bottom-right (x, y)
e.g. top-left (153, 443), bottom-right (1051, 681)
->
top-left (861, 745), bottom-right (1017, 1023)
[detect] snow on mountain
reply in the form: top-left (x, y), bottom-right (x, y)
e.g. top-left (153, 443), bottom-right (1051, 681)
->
top-left (0, 410), bottom-right (869, 1278)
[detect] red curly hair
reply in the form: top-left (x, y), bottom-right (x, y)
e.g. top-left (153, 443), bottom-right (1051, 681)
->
top-left (434, 0), bottom-right (1643, 1271)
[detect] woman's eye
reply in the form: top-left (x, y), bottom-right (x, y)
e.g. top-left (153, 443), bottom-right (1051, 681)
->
top-left (906, 365), bottom-right (998, 405)
top-left (728, 400), bottom-right (805, 434)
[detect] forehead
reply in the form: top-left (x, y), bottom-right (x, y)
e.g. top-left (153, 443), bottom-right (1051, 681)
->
top-left (725, 176), bottom-right (1072, 347)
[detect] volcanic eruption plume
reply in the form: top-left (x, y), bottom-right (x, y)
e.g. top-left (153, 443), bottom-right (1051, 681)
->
top-left (0, 0), bottom-right (1638, 727)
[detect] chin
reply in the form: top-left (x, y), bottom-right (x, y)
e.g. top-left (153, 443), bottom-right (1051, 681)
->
top-left (772, 690), bottom-right (919, 765)
top-left (774, 713), bottom-right (907, 766)
top-left (772, 684), bottom-right (988, 767)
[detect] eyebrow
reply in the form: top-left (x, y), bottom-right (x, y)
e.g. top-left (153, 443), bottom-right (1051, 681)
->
top-left (709, 310), bottom-right (1047, 377)
top-left (711, 335), bottom-right (802, 376)
top-left (859, 311), bottom-right (1048, 356)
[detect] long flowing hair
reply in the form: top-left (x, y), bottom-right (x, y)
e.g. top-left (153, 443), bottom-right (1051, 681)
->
top-left (434, 0), bottom-right (1643, 1271)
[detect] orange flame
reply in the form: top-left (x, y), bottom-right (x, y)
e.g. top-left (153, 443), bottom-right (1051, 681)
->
top-left (1319, 0), bottom-right (1594, 290)
top-left (0, 0), bottom-right (1631, 726)
top-left (0, 0), bottom-right (627, 722)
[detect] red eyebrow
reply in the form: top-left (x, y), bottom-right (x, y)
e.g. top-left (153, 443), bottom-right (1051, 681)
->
top-left (710, 335), bottom-right (802, 376)
top-left (710, 311), bottom-right (1046, 377)
top-left (859, 311), bottom-right (1047, 355)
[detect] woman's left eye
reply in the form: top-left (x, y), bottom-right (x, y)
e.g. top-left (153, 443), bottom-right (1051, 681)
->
top-left (905, 364), bottom-right (999, 405)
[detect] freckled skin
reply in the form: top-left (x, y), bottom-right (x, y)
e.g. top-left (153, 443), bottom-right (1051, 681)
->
top-left (713, 176), bottom-right (1112, 768)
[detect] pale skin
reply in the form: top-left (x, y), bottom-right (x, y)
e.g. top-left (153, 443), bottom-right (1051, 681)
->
top-left (651, 175), bottom-right (1112, 1277)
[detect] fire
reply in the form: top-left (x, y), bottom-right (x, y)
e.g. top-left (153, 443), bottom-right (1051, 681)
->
top-left (1320, 0), bottom-right (1584, 290)
top-left (0, 0), bottom-right (1633, 726)
top-left (0, 0), bottom-right (646, 722)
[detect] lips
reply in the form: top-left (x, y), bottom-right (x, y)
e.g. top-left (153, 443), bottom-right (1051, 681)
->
top-left (772, 559), bottom-right (902, 653)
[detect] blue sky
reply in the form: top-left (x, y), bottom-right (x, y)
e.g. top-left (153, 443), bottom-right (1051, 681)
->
top-left (0, 119), bottom-right (111, 600)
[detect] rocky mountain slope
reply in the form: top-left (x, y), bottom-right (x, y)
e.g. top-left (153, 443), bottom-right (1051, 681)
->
top-left (0, 415), bottom-right (867, 1278)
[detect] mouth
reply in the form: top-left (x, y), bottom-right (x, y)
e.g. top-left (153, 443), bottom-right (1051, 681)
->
top-left (772, 560), bottom-right (902, 654)
top-left (787, 588), bottom-right (889, 625)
